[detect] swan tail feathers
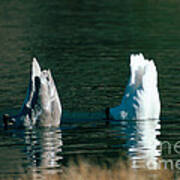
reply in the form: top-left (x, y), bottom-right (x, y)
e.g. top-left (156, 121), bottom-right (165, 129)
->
top-left (129, 53), bottom-right (158, 89)
top-left (142, 60), bottom-right (158, 89)
top-left (32, 58), bottom-right (41, 79)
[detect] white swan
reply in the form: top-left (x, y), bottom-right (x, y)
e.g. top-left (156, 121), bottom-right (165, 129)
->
top-left (109, 53), bottom-right (160, 120)
top-left (5, 58), bottom-right (62, 128)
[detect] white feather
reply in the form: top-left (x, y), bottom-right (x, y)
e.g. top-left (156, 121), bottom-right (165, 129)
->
top-left (110, 53), bottom-right (161, 120)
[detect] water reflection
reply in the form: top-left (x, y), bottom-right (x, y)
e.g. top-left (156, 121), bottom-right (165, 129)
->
top-left (108, 119), bottom-right (161, 169)
top-left (23, 128), bottom-right (63, 174)
top-left (129, 119), bottom-right (161, 169)
top-left (0, 116), bottom-right (170, 177)
top-left (61, 117), bottom-right (161, 170)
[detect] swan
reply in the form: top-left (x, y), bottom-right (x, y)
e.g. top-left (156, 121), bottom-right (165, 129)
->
top-left (108, 53), bottom-right (161, 120)
top-left (3, 58), bottom-right (62, 128)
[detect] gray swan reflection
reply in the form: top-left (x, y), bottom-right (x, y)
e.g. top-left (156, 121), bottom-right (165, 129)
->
top-left (23, 128), bottom-right (63, 174)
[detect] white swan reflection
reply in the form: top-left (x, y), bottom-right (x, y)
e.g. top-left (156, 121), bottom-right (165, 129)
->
top-left (129, 119), bottom-right (161, 169)
top-left (113, 118), bottom-right (161, 170)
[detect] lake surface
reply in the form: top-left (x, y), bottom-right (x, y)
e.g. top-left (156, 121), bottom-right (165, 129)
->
top-left (0, 0), bottom-right (180, 178)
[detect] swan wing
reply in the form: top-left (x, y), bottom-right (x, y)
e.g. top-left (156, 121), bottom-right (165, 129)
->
top-left (38, 69), bottom-right (62, 126)
top-left (20, 58), bottom-right (41, 112)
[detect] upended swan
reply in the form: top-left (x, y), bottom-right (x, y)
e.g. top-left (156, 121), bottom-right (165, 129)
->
top-left (3, 53), bottom-right (160, 128)
top-left (3, 58), bottom-right (62, 128)
top-left (107, 53), bottom-right (161, 120)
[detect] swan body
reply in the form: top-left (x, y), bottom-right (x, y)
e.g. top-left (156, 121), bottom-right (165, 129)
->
top-left (14, 58), bottom-right (62, 128)
top-left (110, 53), bottom-right (160, 120)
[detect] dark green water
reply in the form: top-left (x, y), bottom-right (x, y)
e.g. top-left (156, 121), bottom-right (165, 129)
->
top-left (0, 0), bottom-right (180, 177)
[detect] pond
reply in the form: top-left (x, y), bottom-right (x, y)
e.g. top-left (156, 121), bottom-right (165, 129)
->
top-left (0, 0), bottom-right (179, 178)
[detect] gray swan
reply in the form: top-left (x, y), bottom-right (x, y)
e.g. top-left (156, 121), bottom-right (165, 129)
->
top-left (3, 58), bottom-right (62, 128)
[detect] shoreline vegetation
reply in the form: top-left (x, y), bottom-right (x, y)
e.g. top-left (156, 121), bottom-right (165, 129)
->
top-left (0, 158), bottom-right (174, 180)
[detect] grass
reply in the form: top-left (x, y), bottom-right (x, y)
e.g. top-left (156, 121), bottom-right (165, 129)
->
top-left (60, 158), bottom-right (173, 180)
top-left (0, 158), bottom-right (175, 180)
